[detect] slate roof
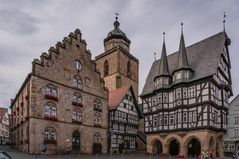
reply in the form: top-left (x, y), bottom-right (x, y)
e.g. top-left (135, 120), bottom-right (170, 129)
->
top-left (0, 107), bottom-right (8, 123)
top-left (141, 32), bottom-right (229, 96)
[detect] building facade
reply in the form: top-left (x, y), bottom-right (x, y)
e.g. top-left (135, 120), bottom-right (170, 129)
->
top-left (108, 86), bottom-right (142, 153)
top-left (141, 29), bottom-right (232, 157)
top-left (0, 107), bottom-right (9, 144)
top-left (10, 29), bottom-right (108, 154)
top-left (224, 95), bottom-right (239, 156)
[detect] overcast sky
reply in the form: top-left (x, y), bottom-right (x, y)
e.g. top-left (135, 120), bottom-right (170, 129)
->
top-left (0, 0), bottom-right (238, 108)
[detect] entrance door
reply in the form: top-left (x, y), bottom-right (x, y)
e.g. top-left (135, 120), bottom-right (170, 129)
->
top-left (169, 139), bottom-right (179, 156)
top-left (188, 138), bottom-right (201, 157)
top-left (72, 130), bottom-right (80, 151)
top-left (93, 143), bottom-right (102, 154)
top-left (153, 140), bottom-right (162, 155)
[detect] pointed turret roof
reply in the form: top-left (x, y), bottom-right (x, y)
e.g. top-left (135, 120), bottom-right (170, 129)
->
top-left (174, 23), bottom-right (193, 72)
top-left (158, 32), bottom-right (170, 77)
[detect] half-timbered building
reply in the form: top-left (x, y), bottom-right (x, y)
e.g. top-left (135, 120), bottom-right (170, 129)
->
top-left (108, 86), bottom-right (143, 153)
top-left (141, 27), bottom-right (232, 157)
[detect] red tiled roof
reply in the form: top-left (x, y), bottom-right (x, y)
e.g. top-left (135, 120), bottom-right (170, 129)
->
top-left (108, 86), bottom-right (130, 110)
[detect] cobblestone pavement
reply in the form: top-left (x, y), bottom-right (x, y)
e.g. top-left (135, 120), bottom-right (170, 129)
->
top-left (0, 146), bottom-right (231, 159)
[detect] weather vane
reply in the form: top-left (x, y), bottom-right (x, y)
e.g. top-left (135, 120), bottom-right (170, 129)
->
top-left (115, 12), bottom-right (119, 20)
top-left (154, 52), bottom-right (156, 61)
top-left (223, 12), bottom-right (226, 32)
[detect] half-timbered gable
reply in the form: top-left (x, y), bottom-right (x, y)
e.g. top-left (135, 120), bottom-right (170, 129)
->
top-left (108, 86), bottom-right (142, 152)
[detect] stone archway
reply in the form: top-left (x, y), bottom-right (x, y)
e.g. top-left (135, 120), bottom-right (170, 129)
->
top-left (152, 140), bottom-right (163, 155)
top-left (169, 139), bottom-right (180, 156)
top-left (187, 138), bottom-right (201, 157)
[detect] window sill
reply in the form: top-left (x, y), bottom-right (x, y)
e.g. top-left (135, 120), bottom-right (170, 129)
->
top-left (94, 108), bottom-right (102, 112)
top-left (94, 124), bottom-right (102, 128)
top-left (72, 102), bottom-right (83, 107)
top-left (72, 120), bottom-right (82, 124)
top-left (43, 139), bottom-right (57, 144)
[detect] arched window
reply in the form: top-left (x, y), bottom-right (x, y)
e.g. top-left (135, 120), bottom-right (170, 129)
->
top-left (94, 99), bottom-right (101, 111)
top-left (93, 132), bottom-right (101, 143)
top-left (94, 113), bottom-right (101, 126)
top-left (72, 109), bottom-right (82, 123)
top-left (104, 61), bottom-right (109, 76)
top-left (74, 60), bottom-right (82, 71)
top-left (72, 93), bottom-right (83, 107)
top-left (45, 84), bottom-right (58, 98)
top-left (44, 102), bottom-right (57, 120)
top-left (73, 76), bottom-right (83, 89)
top-left (127, 61), bottom-right (131, 77)
top-left (44, 127), bottom-right (57, 142)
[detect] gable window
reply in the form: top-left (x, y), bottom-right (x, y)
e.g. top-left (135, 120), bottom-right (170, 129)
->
top-left (94, 98), bottom-right (102, 111)
top-left (73, 76), bottom-right (83, 89)
top-left (45, 84), bottom-right (58, 101)
top-left (72, 93), bottom-right (83, 107)
top-left (72, 110), bottom-right (82, 123)
top-left (104, 61), bottom-right (109, 76)
top-left (74, 60), bottom-right (82, 71)
top-left (44, 102), bottom-right (57, 121)
top-left (93, 132), bottom-right (101, 143)
top-left (94, 114), bottom-right (102, 127)
top-left (44, 127), bottom-right (57, 144)
top-left (127, 61), bottom-right (131, 77)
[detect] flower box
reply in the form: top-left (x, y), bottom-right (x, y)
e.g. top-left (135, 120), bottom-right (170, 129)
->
top-left (44, 116), bottom-right (58, 121)
top-left (44, 94), bottom-right (58, 101)
top-left (72, 101), bottom-right (83, 107)
top-left (43, 139), bottom-right (57, 144)
top-left (94, 124), bottom-right (102, 128)
top-left (25, 95), bottom-right (29, 100)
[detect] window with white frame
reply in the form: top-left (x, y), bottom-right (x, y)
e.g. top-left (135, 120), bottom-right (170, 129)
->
top-left (72, 110), bottom-right (82, 122)
top-left (93, 132), bottom-right (101, 143)
top-left (44, 127), bottom-right (56, 141)
top-left (44, 102), bottom-right (57, 117)
top-left (45, 84), bottom-right (58, 97)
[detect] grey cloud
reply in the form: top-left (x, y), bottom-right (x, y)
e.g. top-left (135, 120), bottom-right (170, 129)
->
top-left (0, 9), bottom-right (39, 35)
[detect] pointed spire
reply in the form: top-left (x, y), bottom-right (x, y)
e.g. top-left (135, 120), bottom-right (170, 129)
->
top-left (159, 32), bottom-right (170, 76)
top-left (154, 52), bottom-right (156, 61)
top-left (223, 12), bottom-right (226, 32)
top-left (175, 23), bottom-right (191, 71)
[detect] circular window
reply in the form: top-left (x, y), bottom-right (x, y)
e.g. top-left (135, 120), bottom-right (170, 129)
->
top-left (75, 60), bottom-right (82, 71)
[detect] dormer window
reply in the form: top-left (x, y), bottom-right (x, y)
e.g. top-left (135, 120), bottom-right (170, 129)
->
top-left (74, 60), bottom-right (82, 71)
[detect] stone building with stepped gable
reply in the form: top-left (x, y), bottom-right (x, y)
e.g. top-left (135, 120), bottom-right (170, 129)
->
top-left (10, 29), bottom-right (109, 154)
top-left (140, 25), bottom-right (232, 157)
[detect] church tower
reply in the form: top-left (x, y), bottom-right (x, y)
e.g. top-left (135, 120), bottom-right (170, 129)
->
top-left (95, 16), bottom-right (139, 96)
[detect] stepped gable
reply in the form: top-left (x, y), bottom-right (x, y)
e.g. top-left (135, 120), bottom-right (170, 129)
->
top-left (141, 32), bottom-right (229, 96)
top-left (31, 28), bottom-right (108, 92)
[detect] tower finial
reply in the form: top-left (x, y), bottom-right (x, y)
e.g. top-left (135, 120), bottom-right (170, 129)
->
top-left (115, 12), bottom-right (119, 21)
top-left (223, 12), bottom-right (226, 32)
top-left (154, 52), bottom-right (156, 61)
top-left (181, 22), bottom-right (184, 34)
top-left (163, 32), bottom-right (165, 43)
top-left (114, 13), bottom-right (120, 29)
